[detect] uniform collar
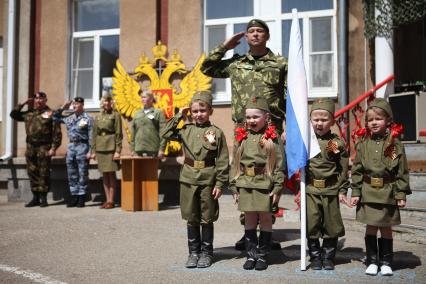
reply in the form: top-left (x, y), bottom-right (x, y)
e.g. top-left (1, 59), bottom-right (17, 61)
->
top-left (243, 48), bottom-right (275, 62)
top-left (316, 131), bottom-right (333, 140)
top-left (195, 121), bottom-right (212, 128)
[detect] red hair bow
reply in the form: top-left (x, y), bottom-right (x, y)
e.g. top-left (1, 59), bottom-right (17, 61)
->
top-left (264, 125), bottom-right (278, 140)
top-left (390, 123), bottom-right (403, 138)
top-left (235, 127), bottom-right (248, 143)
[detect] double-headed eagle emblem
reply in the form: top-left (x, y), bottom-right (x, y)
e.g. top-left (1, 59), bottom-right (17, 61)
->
top-left (112, 41), bottom-right (212, 155)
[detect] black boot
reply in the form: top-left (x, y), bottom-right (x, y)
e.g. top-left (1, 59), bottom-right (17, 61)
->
top-left (322, 238), bottom-right (338, 270)
top-left (378, 238), bottom-right (393, 276)
top-left (198, 224), bottom-right (214, 268)
top-left (76, 195), bottom-right (85, 208)
top-left (235, 234), bottom-right (246, 251)
top-left (308, 238), bottom-right (322, 270)
top-left (67, 195), bottom-right (79, 208)
top-left (185, 224), bottom-right (201, 268)
top-left (365, 235), bottom-right (379, 275)
top-left (39, 192), bottom-right (48, 208)
top-left (243, 229), bottom-right (258, 270)
top-left (255, 231), bottom-right (272, 271)
top-left (25, 192), bottom-right (40, 207)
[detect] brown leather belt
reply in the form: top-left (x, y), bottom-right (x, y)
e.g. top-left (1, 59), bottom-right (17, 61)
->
top-left (363, 175), bottom-right (395, 187)
top-left (308, 175), bottom-right (338, 188)
top-left (184, 157), bottom-right (215, 169)
top-left (241, 166), bottom-right (265, 177)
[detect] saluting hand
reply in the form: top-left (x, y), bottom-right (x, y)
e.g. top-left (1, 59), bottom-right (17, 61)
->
top-left (212, 187), bottom-right (222, 200)
top-left (61, 100), bottom-right (72, 110)
top-left (224, 32), bottom-right (245, 50)
top-left (181, 107), bottom-right (190, 119)
top-left (22, 98), bottom-right (34, 106)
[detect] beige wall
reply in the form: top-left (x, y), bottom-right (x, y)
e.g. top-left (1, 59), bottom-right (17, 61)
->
top-left (168, 0), bottom-right (202, 68)
top-left (0, 0), bottom-right (5, 154)
top-left (120, 0), bottom-right (157, 71)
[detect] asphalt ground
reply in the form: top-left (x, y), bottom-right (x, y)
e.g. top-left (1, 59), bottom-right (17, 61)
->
top-left (0, 194), bottom-right (425, 284)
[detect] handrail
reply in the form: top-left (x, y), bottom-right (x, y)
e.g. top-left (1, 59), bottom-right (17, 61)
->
top-left (334, 75), bottom-right (395, 119)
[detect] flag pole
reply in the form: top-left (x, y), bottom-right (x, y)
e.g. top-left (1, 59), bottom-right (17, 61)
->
top-left (300, 168), bottom-right (307, 270)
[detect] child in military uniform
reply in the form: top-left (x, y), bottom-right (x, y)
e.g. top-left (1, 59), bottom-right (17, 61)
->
top-left (351, 98), bottom-right (411, 276)
top-left (131, 90), bottom-right (166, 158)
top-left (306, 99), bottom-right (350, 270)
top-left (161, 91), bottom-right (229, 269)
top-left (230, 97), bottom-right (284, 271)
top-left (91, 92), bottom-right (123, 209)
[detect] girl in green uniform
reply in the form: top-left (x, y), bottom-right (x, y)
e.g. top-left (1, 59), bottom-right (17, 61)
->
top-left (351, 98), bottom-right (411, 276)
top-left (131, 90), bottom-right (166, 158)
top-left (231, 97), bottom-right (284, 271)
top-left (92, 93), bottom-right (123, 209)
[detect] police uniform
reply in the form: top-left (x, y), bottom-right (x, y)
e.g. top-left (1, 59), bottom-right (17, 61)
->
top-left (130, 107), bottom-right (166, 157)
top-left (53, 98), bottom-right (93, 206)
top-left (161, 92), bottom-right (229, 268)
top-left (351, 98), bottom-right (411, 272)
top-left (10, 99), bottom-right (62, 207)
top-left (306, 99), bottom-right (349, 270)
top-left (200, 19), bottom-right (287, 131)
top-left (92, 108), bottom-right (122, 172)
top-left (230, 97), bottom-right (284, 271)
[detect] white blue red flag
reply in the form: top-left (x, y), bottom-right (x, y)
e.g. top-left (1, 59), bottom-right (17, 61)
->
top-left (285, 10), bottom-right (320, 179)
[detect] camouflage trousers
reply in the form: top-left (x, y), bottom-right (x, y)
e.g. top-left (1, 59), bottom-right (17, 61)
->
top-left (66, 143), bottom-right (90, 196)
top-left (25, 143), bottom-right (52, 193)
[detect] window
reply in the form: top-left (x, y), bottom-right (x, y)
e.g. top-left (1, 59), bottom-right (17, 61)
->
top-left (71, 0), bottom-right (120, 108)
top-left (203, 0), bottom-right (337, 103)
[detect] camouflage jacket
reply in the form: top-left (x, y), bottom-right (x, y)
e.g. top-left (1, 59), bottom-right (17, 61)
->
top-left (351, 134), bottom-right (411, 205)
top-left (10, 105), bottom-right (62, 149)
top-left (201, 44), bottom-right (287, 129)
top-left (306, 132), bottom-right (349, 196)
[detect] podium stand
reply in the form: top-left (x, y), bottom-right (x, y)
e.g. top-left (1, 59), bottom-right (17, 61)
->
top-left (118, 156), bottom-right (159, 211)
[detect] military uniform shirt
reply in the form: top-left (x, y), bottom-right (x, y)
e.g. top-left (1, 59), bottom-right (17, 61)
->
top-left (201, 44), bottom-right (287, 128)
top-left (306, 132), bottom-right (349, 195)
top-left (92, 110), bottom-right (123, 153)
top-left (351, 134), bottom-right (411, 205)
top-left (53, 111), bottom-right (93, 145)
top-left (231, 130), bottom-right (284, 194)
top-left (131, 108), bottom-right (166, 153)
top-left (10, 106), bottom-right (62, 149)
top-left (161, 113), bottom-right (229, 189)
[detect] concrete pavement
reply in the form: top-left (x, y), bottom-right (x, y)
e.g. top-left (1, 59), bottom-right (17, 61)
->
top-left (0, 194), bottom-right (424, 283)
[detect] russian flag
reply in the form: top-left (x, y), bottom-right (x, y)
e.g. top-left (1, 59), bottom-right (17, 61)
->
top-left (285, 9), bottom-right (321, 271)
top-left (285, 9), bottom-right (320, 179)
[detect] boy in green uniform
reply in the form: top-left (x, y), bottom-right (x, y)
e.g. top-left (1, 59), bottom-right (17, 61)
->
top-left (306, 99), bottom-right (350, 270)
top-left (161, 91), bottom-right (229, 268)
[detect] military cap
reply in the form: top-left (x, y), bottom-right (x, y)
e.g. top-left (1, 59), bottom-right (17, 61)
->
top-left (246, 19), bottom-right (269, 33)
top-left (33, 92), bottom-right (47, 98)
top-left (191, 91), bottom-right (213, 107)
top-left (311, 98), bottom-right (335, 116)
top-left (368, 97), bottom-right (393, 118)
top-left (245, 96), bottom-right (270, 113)
top-left (74, 97), bottom-right (85, 103)
top-left (102, 91), bottom-right (112, 100)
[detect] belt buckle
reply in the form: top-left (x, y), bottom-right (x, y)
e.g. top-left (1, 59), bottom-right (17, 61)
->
top-left (370, 177), bottom-right (383, 187)
top-left (245, 167), bottom-right (255, 177)
top-left (101, 132), bottom-right (106, 136)
top-left (193, 160), bottom-right (205, 169)
top-left (313, 179), bottom-right (326, 188)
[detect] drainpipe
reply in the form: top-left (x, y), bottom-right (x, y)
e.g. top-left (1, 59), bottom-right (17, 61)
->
top-left (0, 0), bottom-right (16, 161)
top-left (338, 0), bottom-right (348, 141)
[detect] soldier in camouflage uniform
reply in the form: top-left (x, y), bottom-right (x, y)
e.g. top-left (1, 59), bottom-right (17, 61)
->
top-left (53, 97), bottom-right (93, 208)
top-left (306, 99), bottom-right (350, 270)
top-left (162, 92), bottom-right (229, 269)
top-left (10, 92), bottom-right (62, 207)
top-left (351, 98), bottom-right (411, 276)
top-left (201, 19), bottom-right (287, 250)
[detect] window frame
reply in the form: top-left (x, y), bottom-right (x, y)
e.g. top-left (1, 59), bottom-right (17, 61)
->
top-left (0, 38), bottom-right (3, 120)
top-left (69, 0), bottom-right (120, 110)
top-left (202, 0), bottom-right (337, 104)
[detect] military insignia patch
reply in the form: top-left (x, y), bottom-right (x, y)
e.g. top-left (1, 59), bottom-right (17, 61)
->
top-left (326, 140), bottom-right (340, 154)
top-left (384, 144), bottom-right (397, 160)
top-left (204, 130), bottom-right (216, 145)
top-left (79, 119), bottom-right (88, 128)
